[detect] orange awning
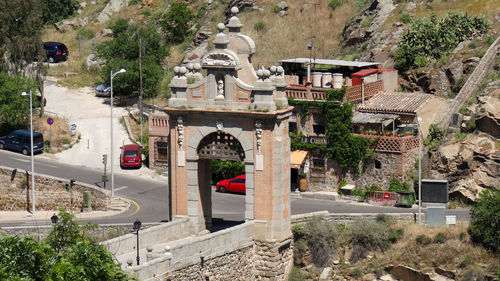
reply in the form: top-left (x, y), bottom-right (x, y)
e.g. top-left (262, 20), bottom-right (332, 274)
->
top-left (290, 150), bottom-right (309, 169)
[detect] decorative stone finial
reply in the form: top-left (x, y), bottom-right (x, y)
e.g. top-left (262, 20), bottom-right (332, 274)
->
top-left (270, 65), bottom-right (277, 74)
top-left (263, 69), bottom-right (271, 80)
top-left (217, 23), bottom-right (225, 33)
top-left (173, 66), bottom-right (180, 75)
top-left (231, 6), bottom-right (239, 14)
top-left (187, 63), bottom-right (194, 71)
top-left (179, 66), bottom-right (187, 76)
top-left (194, 63), bottom-right (201, 71)
top-left (256, 69), bottom-right (264, 80)
top-left (277, 66), bottom-right (284, 74)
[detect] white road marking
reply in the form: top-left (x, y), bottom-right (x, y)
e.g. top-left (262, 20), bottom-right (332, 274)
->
top-left (114, 186), bottom-right (128, 192)
top-left (13, 158), bottom-right (30, 163)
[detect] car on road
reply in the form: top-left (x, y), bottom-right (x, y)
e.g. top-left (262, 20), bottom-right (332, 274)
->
top-left (95, 83), bottom-right (111, 97)
top-left (0, 130), bottom-right (44, 155)
top-left (43, 42), bottom-right (69, 63)
top-left (216, 175), bottom-right (246, 193)
top-left (120, 144), bottom-right (142, 169)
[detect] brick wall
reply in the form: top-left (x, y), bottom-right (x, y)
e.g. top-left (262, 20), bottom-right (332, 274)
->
top-left (0, 165), bottom-right (109, 211)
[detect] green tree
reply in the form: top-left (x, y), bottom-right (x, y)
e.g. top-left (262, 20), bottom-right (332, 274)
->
top-left (211, 160), bottom-right (245, 183)
top-left (0, 210), bottom-right (134, 280)
top-left (97, 19), bottom-right (169, 99)
top-left (161, 2), bottom-right (194, 44)
top-left (468, 189), bottom-right (500, 252)
top-left (41, 0), bottom-right (78, 24)
top-left (0, 72), bottom-right (39, 135)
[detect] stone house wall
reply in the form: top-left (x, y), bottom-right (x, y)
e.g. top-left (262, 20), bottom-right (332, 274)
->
top-left (0, 165), bottom-right (109, 211)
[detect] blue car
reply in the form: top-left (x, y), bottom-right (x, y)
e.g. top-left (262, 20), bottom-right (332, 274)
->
top-left (43, 42), bottom-right (69, 63)
top-left (0, 130), bottom-right (44, 155)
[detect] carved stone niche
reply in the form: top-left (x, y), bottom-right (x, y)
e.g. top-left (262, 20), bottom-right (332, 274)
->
top-left (202, 52), bottom-right (236, 67)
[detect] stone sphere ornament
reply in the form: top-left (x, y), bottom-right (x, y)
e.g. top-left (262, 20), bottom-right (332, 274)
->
top-left (256, 69), bottom-right (264, 79)
top-left (231, 6), bottom-right (239, 14)
top-left (270, 65), bottom-right (277, 73)
top-left (217, 23), bottom-right (225, 32)
top-left (173, 66), bottom-right (180, 74)
top-left (179, 66), bottom-right (187, 75)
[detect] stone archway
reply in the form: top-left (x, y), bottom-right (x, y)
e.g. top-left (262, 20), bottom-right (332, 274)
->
top-left (186, 122), bottom-right (254, 233)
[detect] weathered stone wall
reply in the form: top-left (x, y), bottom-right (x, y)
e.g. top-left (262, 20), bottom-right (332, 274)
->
top-left (162, 246), bottom-right (255, 281)
top-left (254, 238), bottom-right (293, 281)
top-left (0, 166), bottom-right (109, 211)
top-left (436, 35), bottom-right (500, 130)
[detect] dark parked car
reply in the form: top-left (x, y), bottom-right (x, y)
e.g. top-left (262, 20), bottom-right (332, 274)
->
top-left (0, 130), bottom-right (44, 155)
top-left (95, 83), bottom-right (111, 97)
top-left (120, 144), bottom-right (142, 169)
top-left (43, 42), bottom-right (68, 63)
top-left (216, 175), bottom-right (246, 193)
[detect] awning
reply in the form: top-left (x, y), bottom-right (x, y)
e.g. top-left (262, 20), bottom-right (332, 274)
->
top-left (290, 150), bottom-right (309, 169)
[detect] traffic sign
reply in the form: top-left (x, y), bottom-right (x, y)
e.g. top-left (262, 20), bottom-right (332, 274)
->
top-left (47, 117), bottom-right (54, 125)
top-left (383, 193), bottom-right (390, 200)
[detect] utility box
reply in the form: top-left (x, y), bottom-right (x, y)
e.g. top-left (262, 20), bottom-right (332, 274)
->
top-left (82, 191), bottom-right (92, 211)
top-left (426, 205), bottom-right (445, 226)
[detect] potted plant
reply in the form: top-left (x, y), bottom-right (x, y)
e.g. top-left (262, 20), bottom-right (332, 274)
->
top-left (299, 172), bottom-right (307, 192)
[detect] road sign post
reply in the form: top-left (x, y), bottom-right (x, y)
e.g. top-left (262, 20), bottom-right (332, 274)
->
top-left (47, 117), bottom-right (54, 149)
top-left (102, 154), bottom-right (107, 189)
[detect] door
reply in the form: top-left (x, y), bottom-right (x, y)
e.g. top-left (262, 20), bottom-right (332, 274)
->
top-left (5, 134), bottom-right (17, 150)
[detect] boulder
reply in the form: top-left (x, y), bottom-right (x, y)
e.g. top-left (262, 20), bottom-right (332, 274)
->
top-left (429, 70), bottom-right (451, 97)
top-left (278, 10), bottom-right (287, 17)
top-left (429, 134), bottom-right (499, 202)
top-left (100, 28), bottom-right (113, 37)
top-left (80, 1), bottom-right (87, 8)
top-left (54, 17), bottom-right (88, 32)
top-left (444, 59), bottom-right (464, 86)
top-left (388, 265), bottom-right (432, 281)
top-left (86, 53), bottom-right (105, 70)
top-left (476, 96), bottom-right (500, 138)
top-left (97, 0), bottom-right (129, 23)
top-left (277, 1), bottom-right (288, 10)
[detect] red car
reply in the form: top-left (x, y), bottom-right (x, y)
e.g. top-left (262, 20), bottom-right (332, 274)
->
top-left (120, 144), bottom-right (142, 169)
top-left (216, 175), bottom-right (246, 193)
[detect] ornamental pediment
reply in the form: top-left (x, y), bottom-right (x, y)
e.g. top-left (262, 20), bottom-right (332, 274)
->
top-left (202, 52), bottom-right (236, 67)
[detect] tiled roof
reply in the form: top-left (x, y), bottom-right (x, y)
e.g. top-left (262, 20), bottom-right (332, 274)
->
top-left (357, 92), bottom-right (432, 114)
top-left (351, 68), bottom-right (378, 77)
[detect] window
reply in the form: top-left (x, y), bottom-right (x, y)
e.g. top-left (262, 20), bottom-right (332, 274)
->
top-left (156, 141), bottom-right (168, 162)
top-left (289, 122), bottom-right (297, 133)
top-left (312, 114), bottom-right (326, 135)
top-left (375, 160), bottom-right (381, 169)
top-left (311, 157), bottom-right (325, 170)
top-left (230, 178), bottom-right (245, 184)
top-left (313, 124), bottom-right (326, 135)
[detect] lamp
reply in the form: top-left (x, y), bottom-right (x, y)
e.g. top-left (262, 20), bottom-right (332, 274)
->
top-left (110, 69), bottom-right (126, 198)
top-left (132, 219), bottom-right (142, 265)
top-left (21, 91), bottom-right (35, 214)
top-left (416, 116), bottom-right (422, 224)
top-left (51, 214), bottom-right (58, 224)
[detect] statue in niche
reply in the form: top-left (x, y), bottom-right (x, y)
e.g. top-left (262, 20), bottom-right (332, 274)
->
top-left (215, 79), bottom-right (225, 100)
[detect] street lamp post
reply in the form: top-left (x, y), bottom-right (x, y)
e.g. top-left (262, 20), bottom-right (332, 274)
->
top-left (21, 91), bottom-right (35, 214)
top-left (417, 117), bottom-right (423, 224)
top-left (132, 219), bottom-right (142, 265)
top-left (110, 69), bottom-right (126, 198)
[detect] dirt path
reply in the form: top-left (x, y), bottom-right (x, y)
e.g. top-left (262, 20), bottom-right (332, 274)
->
top-left (41, 77), bottom-right (161, 181)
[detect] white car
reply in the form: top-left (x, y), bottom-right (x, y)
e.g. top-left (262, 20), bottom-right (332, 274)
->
top-left (95, 83), bottom-right (111, 97)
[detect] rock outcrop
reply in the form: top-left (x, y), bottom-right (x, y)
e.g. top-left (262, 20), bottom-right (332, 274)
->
top-left (54, 17), bottom-right (89, 32)
top-left (429, 134), bottom-right (499, 203)
top-left (476, 95), bottom-right (500, 138)
top-left (97, 0), bottom-right (129, 23)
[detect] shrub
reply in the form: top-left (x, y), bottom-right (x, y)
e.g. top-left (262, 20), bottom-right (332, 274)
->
top-left (415, 234), bottom-right (431, 246)
top-left (461, 266), bottom-right (485, 281)
top-left (468, 41), bottom-right (478, 49)
top-left (433, 232), bottom-right (446, 244)
top-left (292, 224), bottom-right (306, 241)
top-left (42, 0), bottom-right (79, 24)
top-left (272, 5), bottom-right (280, 13)
top-left (485, 35), bottom-right (496, 45)
top-left (76, 28), bottom-right (95, 40)
top-left (254, 21), bottom-right (265, 32)
top-left (328, 0), bottom-right (346, 9)
top-left (376, 214), bottom-right (393, 225)
top-left (339, 178), bottom-right (347, 188)
top-left (400, 13), bottom-right (412, 24)
top-left (459, 255), bottom-right (474, 268)
top-left (388, 178), bottom-right (410, 192)
top-left (292, 239), bottom-right (308, 265)
top-left (305, 218), bottom-right (339, 267)
top-left (428, 124), bottom-right (445, 142)
top-left (351, 267), bottom-right (364, 279)
top-left (388, 228), bottom-right (404, 243)
top-left (349, 220), bottom-right (389, 263)
top-left (468, 189), bottom-right (500, 252)
top-left (129, 0), bottom-right (141, 5)
top-left (414, 56), bottom-right (429, 68)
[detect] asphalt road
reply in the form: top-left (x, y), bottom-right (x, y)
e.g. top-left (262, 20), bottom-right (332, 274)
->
top-left (1, 149), bottom-right (470, 228)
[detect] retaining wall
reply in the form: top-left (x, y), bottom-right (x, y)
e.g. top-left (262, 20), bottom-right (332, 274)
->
top-left (0, 165), bottom-right (109, 211)
top-left (436, 35), bottom-right (500, 130)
